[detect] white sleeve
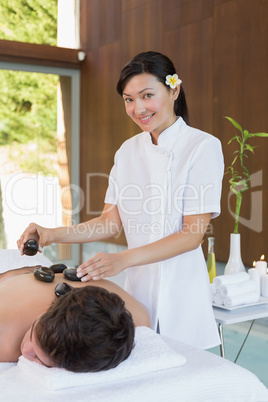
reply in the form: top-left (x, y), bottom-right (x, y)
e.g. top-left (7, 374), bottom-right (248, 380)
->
top-left (182, 137), bottom-right (224, 219)
top-left (104, 150), bottom-right (119, 205)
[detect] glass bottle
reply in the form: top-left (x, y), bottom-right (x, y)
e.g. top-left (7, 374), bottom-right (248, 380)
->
top-left (207, 237), bottom-right (216, 283)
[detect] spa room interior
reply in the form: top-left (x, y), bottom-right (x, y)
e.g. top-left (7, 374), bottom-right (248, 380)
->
top-left (0, 0), bottom-right (267, 400)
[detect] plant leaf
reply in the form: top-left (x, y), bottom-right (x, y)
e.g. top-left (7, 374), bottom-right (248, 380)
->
top-left (225, 115), bottom-right (268, 233)
top-left (231, 155), bottom-right (239, 165)
top-left (228, 135), bottom-right (239, 144)
top-left (253, 132), bottom-right (268, 137)
top-left (243, 130), bottom-right (254, 140)
top-left (225, 116), bottom-right (243, 132)
top-left (245, 144), bottom-right (254, 153)
top-left (243, 129), bottom-right (249, 138)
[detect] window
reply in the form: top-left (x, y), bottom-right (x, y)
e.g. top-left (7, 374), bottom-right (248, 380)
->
top-left (0, 62), bottom-right (80, 267)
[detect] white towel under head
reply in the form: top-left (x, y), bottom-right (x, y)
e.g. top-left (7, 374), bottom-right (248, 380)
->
top-left (16, 326), bottom-right (186, 391)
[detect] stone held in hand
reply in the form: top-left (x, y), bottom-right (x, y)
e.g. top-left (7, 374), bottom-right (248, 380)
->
top-left (63, 268), bottom-right (81, 281)
top-left (23, 239), bottom-right (39, 256)
top-left (34, 266), bottom-right (55, 283)
top-left (54, 282), bottom-right (73, 298)
top-left (49, 263), bottom-right (68, 274)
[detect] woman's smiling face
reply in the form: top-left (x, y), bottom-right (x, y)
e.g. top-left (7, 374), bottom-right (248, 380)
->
top-left (122, 73), bottom-right (179, 144)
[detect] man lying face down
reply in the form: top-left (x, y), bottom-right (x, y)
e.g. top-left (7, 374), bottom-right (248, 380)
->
top-left (21, 286), bottom-right (135, 372)
top-left (0, 268), bottom-right (151, 370)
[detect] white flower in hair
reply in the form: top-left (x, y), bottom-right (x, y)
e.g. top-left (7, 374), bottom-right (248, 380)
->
top-left (165, 74), bottom-right (182, 89)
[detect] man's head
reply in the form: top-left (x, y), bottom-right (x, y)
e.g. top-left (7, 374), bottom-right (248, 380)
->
top-left (20, 286), bottom-right (135, 372)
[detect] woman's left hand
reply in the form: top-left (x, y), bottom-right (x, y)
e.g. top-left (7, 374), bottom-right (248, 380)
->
top-left (76, 252), bottom-right (127, 282)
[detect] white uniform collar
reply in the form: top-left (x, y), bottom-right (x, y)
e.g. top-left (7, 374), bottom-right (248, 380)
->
top-left (145, 117), bottom-right (186, 147)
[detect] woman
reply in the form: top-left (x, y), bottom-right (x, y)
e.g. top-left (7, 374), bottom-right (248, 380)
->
top-left (18, 51), bottom-right (224, 349)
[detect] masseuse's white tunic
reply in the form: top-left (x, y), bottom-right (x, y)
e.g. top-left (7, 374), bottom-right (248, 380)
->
top-left (105, 118), bottom-right (224, 348)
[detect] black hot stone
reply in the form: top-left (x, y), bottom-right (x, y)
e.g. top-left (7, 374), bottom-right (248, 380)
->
top-left (54, 282), bottom-right (73, 298)
top-left (63, 268), bottom-right (81, 281)
top-left (23, 239), bottom-right (39, 256)
top-left (49, 263), bottom-right (67, 274)
top-left (34, 266), bottom-right (55, 283)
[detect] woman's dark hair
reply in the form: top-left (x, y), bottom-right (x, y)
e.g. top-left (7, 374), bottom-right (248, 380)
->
top-left (117, 51), bottom-right (189, 124)
top-left (35, 286), bottom-right (135, 372)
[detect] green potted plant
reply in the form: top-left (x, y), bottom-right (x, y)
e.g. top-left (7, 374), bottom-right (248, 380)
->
top-left (224, 116), bottom-right (268, 274)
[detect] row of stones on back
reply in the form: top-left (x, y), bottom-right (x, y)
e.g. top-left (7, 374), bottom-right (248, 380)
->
top-left (23, 239), bottom-right (81, 283)
top-left (34, 265), bottom-right (81, 283)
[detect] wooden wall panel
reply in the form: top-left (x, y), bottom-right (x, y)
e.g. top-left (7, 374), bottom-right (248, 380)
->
top-left (79, 0), bottom-right (268, 263)
top-left (164, 0), bottom-right (213, 28)
top-left (165, 17), bottom-right (214, 132)
top-left (212, 0), bottom-right (268, 265)
top-left (80, 44), bottom-right (124, 211)
top-left (121, 0), bottom-right (163, 60)
top-left (80, 0), bottom-right (121, 50)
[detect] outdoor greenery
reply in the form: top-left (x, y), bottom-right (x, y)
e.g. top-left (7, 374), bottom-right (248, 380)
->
top-left (0, 70), bottom-right (58, 146)
top-left (0, 0), bottom-right (57, 45)
top-left (0, 0), bottom-right (58, 175)
top-left (226, 116), bottom-right (268, 234)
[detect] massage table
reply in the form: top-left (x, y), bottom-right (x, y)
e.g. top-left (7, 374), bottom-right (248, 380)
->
top-left (0, 250), bottom-right (267, 401)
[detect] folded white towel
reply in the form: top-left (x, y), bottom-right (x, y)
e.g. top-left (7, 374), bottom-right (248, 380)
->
top-left (210, 283), bottom-right (217, 296)
top-left (16, 326), bottom-right (186, 391)
top-left (213, 292), bottom-right (225, 305)
top-left (213, 272), bottom-right (250, 288)
top-left (223, 291), bottom-right (259, 308)
top-left (219, 280), bottom-right (257, 297)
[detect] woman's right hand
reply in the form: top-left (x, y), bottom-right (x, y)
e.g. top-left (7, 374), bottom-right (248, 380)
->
top-left (17, 222), bottom-right (53, 255)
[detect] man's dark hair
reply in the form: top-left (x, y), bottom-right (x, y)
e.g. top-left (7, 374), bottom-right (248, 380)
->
top-left (35, 286), bottom-right (135, 372)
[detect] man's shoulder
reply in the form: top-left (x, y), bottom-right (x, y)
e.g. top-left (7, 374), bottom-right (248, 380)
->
top-left (0, 322), bottom-right (20, 363)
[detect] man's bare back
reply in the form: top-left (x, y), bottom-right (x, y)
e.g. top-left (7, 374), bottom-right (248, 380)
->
top-left (0, 269), bottom-right (151, 362)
